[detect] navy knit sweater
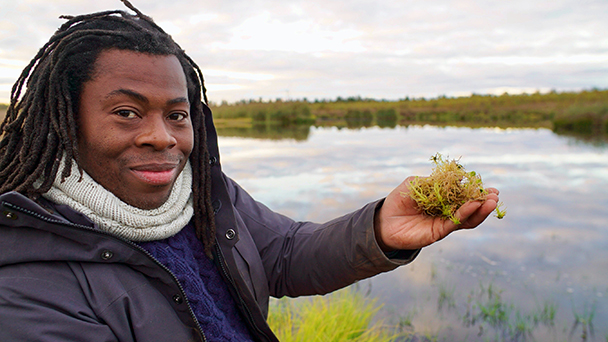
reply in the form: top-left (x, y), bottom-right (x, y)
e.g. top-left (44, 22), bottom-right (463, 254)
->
top-left (137, 223), bottom-right (254, 341)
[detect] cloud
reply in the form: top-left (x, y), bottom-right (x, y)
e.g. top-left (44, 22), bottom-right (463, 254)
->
top-left (1, 0), bottom-right (607, 103)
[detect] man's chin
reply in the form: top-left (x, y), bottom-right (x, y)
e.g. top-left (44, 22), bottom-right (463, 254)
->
top-left (117, 191), bottom-right (172, 210)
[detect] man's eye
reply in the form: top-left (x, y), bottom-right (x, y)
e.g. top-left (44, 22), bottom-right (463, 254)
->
top-left (168, 112), bottom-right (188, 121)
top-left (116, 110), bottom-right (137, 118)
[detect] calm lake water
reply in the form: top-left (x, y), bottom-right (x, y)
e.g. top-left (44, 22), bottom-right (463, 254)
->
top-left (218, 125), bottom-right (608, 341)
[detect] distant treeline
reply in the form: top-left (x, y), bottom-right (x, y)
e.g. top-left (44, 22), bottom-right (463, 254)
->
top-left (2, 90), bottom-right (608, 142)
top-left (210, 89), bottom-right (608, 135)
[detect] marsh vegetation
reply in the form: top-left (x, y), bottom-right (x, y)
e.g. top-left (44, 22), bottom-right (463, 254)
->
top-left (269, 276), bottom-right (599, 342)
top-left (210, 89), bottom-right (608, 144)
top-left (405, 153), bottom-right (501, 224)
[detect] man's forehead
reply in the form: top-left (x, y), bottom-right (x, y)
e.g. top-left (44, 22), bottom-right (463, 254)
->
top-left (87, 50), bottom-right (188, 91)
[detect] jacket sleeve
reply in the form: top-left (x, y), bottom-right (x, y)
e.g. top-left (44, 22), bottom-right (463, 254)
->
top-left (224, 174), bottom-right (419, 298)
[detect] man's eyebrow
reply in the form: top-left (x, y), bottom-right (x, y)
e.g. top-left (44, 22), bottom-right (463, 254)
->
top-left (106, 89), bottom-right (149, 103)
top-left (105, 90), bottom-right (189, 106)
top-left (167, 97), bottom-right (189, 105)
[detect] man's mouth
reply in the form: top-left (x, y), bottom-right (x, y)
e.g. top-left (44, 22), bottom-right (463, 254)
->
top-left (130, 164), bottom-right (179, 185)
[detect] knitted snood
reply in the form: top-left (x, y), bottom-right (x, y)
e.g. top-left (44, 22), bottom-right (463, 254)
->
top-left (43, 160), bottom-right (194, 241)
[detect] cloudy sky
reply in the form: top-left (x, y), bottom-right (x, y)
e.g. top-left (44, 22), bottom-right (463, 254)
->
top-left (1, 0), bottom-right (607, 104)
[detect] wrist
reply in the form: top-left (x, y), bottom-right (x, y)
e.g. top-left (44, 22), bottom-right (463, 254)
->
top-left (373, 201), bottom-right (394, 253)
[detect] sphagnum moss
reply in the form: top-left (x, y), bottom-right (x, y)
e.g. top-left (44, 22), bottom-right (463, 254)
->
top-left (404, 153), bottom-right (505, 224)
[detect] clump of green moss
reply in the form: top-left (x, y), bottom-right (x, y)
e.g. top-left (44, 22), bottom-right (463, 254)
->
top-left (404, 153), bottom-right (505, 224)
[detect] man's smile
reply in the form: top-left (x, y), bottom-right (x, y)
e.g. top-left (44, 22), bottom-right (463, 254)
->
top-left (130, 163), bottom-right (180, 186)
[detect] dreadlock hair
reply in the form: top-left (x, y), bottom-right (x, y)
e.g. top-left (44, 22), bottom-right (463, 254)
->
top-left (0, 0), bottom-right (217, 255)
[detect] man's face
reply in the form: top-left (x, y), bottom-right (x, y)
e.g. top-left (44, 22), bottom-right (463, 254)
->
top-left (77, 49), bottom-right (194, 210)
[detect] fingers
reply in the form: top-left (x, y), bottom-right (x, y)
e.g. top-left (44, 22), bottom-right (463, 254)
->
top-left (453, 200), bottom-right (482, 225)
top-left (485, 187), bottom-right (500, 196)
top-left (456, 197), bottom-right (498, 229)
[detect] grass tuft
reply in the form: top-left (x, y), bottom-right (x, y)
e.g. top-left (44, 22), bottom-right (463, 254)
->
top-left (268, 288), bottom-right (403, 342)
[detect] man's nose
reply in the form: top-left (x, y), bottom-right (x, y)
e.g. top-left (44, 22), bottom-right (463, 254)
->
top-left (134, 115), bottom-right (177, 150)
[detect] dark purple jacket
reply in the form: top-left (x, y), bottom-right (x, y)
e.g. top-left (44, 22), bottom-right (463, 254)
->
top-left (0, 105), bottom-right (418, 341)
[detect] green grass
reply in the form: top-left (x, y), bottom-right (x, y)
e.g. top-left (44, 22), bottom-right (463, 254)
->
top-left (209, 89), bottom-right (608, 130)
top-left (552, 102), bottom-right (608, 144)
top-left (461, 282), bottom-right (560, 341)
top-left (570, 300), bottom-right (597, 342)
top-left (268, 288), bottom-right (404, 342)
top-left (437, 282), bottom-right (456, 311)
top-left (267, 277), bottom-right (602, 342)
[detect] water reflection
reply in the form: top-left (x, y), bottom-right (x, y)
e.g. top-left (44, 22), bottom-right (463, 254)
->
top-left (218, 119), bottom-right (608, 148)
top-left (218, 125), bottom-right (608, 341)
top-left (552, 129), bottom-right (608, 149)
top-left (216, 123), bottom-right (312, 141)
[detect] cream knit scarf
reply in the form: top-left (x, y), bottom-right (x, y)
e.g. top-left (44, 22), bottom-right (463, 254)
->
top-left (43, 160), bottom-right (194, 241)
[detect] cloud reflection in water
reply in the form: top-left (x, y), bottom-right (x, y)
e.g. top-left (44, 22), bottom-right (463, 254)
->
top-left (219, 125), bottom-right (608, 340)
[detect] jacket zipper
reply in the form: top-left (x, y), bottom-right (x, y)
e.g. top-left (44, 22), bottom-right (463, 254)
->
top-left (213, 242), bottom-right (273, 342)
top-left (4, 202), bottom-right (208, 342)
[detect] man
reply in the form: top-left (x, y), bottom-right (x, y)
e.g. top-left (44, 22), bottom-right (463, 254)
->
top-left (0, 2), bottom-right (499, 341)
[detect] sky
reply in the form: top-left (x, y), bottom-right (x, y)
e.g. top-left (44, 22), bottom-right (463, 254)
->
top-left (1, 0), bottom-right (607, 104)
